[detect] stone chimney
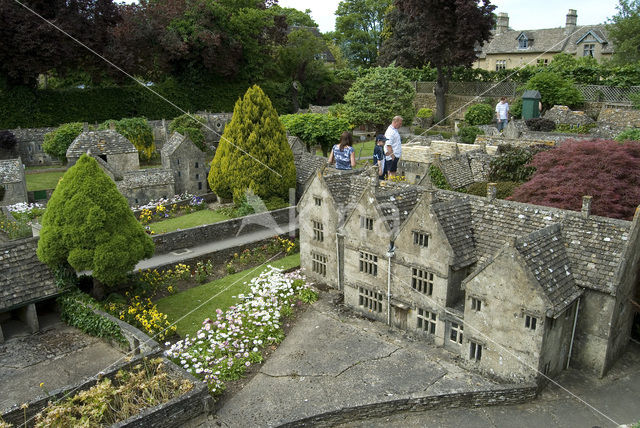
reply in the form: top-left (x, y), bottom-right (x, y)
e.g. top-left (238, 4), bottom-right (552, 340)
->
top-left (581, 195), bottom-right (592, 218)
top-left (496, 12), bottom-right (509, 34)
top-left (487, 182), bottom-right (497, 200)
top-left (83, 122), bottom-right (89, 132)
top-left (432, 152), bottom-right (441, 165)
top-left (109, 121), bottom-right (116, 131)
top-left (565, 9), bottom-right (577, 34)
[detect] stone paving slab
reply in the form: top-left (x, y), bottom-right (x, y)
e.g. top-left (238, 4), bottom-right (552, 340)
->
top-left (0, 319), bottom-right (126, 411)
top-left (211, 290), bottom-right (502, 427)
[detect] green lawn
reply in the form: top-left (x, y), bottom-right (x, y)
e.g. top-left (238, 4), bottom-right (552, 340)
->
top-left (25, 171), bottom-right (65, 191)
top-left (148, 209), bottom-right (231, 234)
top-left (317, 139), bottom-right (376, 159)
top-left (156, 253), bottom-right (300, 337)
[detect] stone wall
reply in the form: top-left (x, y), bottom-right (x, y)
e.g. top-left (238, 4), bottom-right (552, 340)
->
top-left (543, 105), bottom-right (594, 126)
top-left (598, 107), bottom-right (640, 129)
top-left (278, 385), bottom-right (538, 427)
top-left (152, 206), bottom-right (295, 254)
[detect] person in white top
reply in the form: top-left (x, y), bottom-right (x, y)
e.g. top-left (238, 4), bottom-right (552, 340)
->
top-left (384, 116), bottom-right (403, 178)
top-left (495, 97), bottom-right (509, 132)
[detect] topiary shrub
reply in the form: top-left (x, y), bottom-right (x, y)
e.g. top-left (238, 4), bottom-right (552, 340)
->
top-left (98, 117), bottom-right (155, 161)
top-left (208, 85), bottom-right (296, 203)
top-left (42, 122), bottom-right (83, 162)
top-left (525, 118), bottom-right (556, 132)
top-left (169, 114), bottom-right (206, 151)
top-left (458, 126), bottom-right (484, 144)
top-left (464, 103), bottom-right (494, 126)
top-left (615, 128), bottom-right (640, 142)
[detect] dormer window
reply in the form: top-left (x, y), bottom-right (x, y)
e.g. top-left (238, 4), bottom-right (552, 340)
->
top-left (518, 34), bottom-right (529, 49)
top-left (583, 44), bottom-right (595, 57)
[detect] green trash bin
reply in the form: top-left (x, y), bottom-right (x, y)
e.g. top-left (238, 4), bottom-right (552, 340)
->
top-left (33, 190), bottom-right (47, 201)
top-left (522, 90), bottom-right (541, 120)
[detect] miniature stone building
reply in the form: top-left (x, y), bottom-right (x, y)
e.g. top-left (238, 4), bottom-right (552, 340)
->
top-left (116, 169), bottom-right (175, 206)
top-left (66, 130), bottom-right (139, 173)
top-left (298, 172), bottom-right (640, 383)
top-left (161, 132), bottom-right (207, 195)
top-left (0, 159), bottom-right (28, 205)
top-left (0, 238), bottom-right (58, 343)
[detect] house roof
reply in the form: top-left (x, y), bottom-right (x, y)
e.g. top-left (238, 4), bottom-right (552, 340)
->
top-left (294, 152), bottom-right (326, 188)
top-left (375, 184), bottom-right (421, 230)
top-left (120, 169), bottom-right (174, 188)
top-left (479, 24), bottom-right (613, 56)
top-left (432, 198), bottom-right (477, 269)
top-left (0, 159), bottom-right (23, 184)
top-left (515, 224), bottom-right (583, 316)
top-left (161, 132), bottom-right (192, 157)
top-left (89, 153), bottom-right (122, 181)
top-left (0, 238), bottom-right (59, 312)
top-left (67, 130), bottom-right (137, 158)
top-left (439, 155), bottom-right (475, 189)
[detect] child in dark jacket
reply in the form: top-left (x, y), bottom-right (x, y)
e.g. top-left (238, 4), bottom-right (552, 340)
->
top-left (373, 134), bottom-right (387, 180)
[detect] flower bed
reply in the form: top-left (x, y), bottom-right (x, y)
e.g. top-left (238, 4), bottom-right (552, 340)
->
top-left (226, 236), bottom-right (298, 274)
top-left (0, 203), bottom-right (45, 240)
top-left (165, 267), bottom-right (316, 395)
top-left (137, 194), bottom-right (206, 226)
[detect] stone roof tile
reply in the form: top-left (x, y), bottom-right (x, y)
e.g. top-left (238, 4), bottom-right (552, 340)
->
top-left (67, 130), bottom-right (137, 157)
top-left (0, 159), bottom-right (23, 184)
top-left (432, 199), bottom-right (477, 269)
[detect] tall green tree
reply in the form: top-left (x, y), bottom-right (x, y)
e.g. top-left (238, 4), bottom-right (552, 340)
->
top-left (208, 85), bottom-right (296, 202)
top-left (334, 0), bottom-right (391, 67)
top-left (607, 0), bottom-right (640, 64)
top-left (343, 66), bottom-right (415, 132)
top-left (37, 154), bottom-right (154, 286)
top-left (380, 0), bottom-right (496, 122)
top-left (280, 113), bottom-right (352, 156)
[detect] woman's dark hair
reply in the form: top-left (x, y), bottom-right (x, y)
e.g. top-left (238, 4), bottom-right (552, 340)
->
top-left (338, 131), bottom-right (353, 150)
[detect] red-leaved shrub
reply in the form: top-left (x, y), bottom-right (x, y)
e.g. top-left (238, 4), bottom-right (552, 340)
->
top-left (509, 139), bottom-right (640, 220)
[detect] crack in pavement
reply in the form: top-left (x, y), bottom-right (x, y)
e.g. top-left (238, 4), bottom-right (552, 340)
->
top-left (421, 371), bottom-right (447, 392)
top-left (334, 347), bottom-right (402, 378)
top-left (259, 371), bottom-right (328, 379)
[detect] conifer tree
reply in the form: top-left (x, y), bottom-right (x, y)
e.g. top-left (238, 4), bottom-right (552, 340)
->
top-left (208, 85), bottom-right (296, 202)
top-left (37, 154), bottom-right (154, 286)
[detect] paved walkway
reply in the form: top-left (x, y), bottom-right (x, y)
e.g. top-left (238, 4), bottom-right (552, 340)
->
top-left (338, 341), bottom-right (640, 427)
top-left (0, 314), bottom-right (126, 411)
top-left (134, 223), bottom-right (297, 271)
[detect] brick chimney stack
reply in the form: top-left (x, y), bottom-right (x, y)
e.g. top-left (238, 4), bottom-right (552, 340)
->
top-left (565, 9), bottom-right (577, 34)
top-left (496, 13), bottom-right (509, 34)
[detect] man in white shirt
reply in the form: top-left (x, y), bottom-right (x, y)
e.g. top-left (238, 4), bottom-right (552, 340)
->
top-left (384, 116), bottom-right (403, 178)
top-left (495, 97), bottom-right (509, 132)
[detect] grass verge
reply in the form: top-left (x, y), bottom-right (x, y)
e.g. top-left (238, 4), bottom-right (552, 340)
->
top-left (156, 253), bottom-right (300, 337)
top-left (148, 209), bottom-right (231, 234)
top-left (316, 139), bottom-right (376, 159)
top-left (25, 171), bottom-right (65, 191)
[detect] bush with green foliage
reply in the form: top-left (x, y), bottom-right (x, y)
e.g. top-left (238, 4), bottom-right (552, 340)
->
top-left (466, 181), bottom-right (521, 199)
top-left (523, 71), bottom-right (584, 110)
top-left (510, 98), bottom-right (523, 119)
top-left (208, 85), bottom-right (296, 203)
top-left (37, 154), bottom-right (154, 286)
top-left (615, 128), bottom-right (640, 142)
top-left (42, 122), bottom-right (83, 162)
top-left (0, 130), bottom-right (17, 153)
top-left (98, 117), bottom-right (155, 161)
top-left (280, 113), bottom-right (351, 156)
top-left (429, 164), bottom-right (451, 190)
top-left (489, 145), bottom-right (539, 182)
top-left (458, 126), bottom-right (484, 144)
top-left (417, 108), bottom-right (433, 118)
top-left (169, 114), bottom-right (206, 152)
top-left (464, 104), bottom-right (494, 125)
top-left (343, 66), bottom-right (416, 131)
top-left (525, 118), bottom-right (556, 132)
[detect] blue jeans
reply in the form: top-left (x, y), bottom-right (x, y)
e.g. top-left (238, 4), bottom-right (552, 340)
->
top-left (497, 119), bottom-right (508, 131)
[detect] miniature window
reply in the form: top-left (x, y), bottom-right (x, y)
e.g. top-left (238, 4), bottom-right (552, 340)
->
top-left (450, 322), bottom-right (463, 344)
top-left (417, 309), bottom-right (437, 334)
top-left (518, 37), bottom-right (528, 49)
top-left (469, 341), bottom-right (482, 361)
top-left (537, 58), bottom-right (549, 66)
top-left (177, 158), bottom-right (180, 165)
top-left (359, 251), bottom-right (378, 276)
top-left (178, 171), bottom-right (181, 177)
top-left (583, 44), bottom-right (595, 57)
top-left (413, 231), bottom-right (429, 247)
top-left (359, 287), bottom-right (383, 312)
top-left (412, 268), bottom-right (433, 295)
top-left (360, 216), bottom-right (374, 230)
top-left (311, 252), bottom-right (327, 276)
top-left (312, 220), bottom-right (324, 242)
top-left (314, 197), bottom-right (322, 207)
top-left (471, 297), bottom-right (482, 312)
top-left (195, 174), bottom-right (199, 180)
top-left (195, 162), bottom-right (199, 168)
top-left (525, 314), bottom-right (537, 330)
top-left (495, 60), bottom-right (506, 71)
top-left (198, 182), bottom-right (203, 190)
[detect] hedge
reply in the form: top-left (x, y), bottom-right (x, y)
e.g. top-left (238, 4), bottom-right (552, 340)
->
top-left (0, 80), bottom-right (294, 129)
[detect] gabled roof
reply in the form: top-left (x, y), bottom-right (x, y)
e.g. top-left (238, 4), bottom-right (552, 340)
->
top-left (89, 153), bottom-right (122, 181)
top-left (432, 198), bottom-right (477, 269)
top-left (120, 169), bottom-right (174, 188)
top-left (439, 155), bottom-right (474, 189)
top-left (323, 169), bottom-right (368, 207)
top-left (576, 29), bottom-right (605, 44)
top-left (0, 159), bottom-right (23, 184)
top-left (67, 130), bottom-right (137, 157)
top-left (0, 238), bottom-right (58, 312)
top-left (161, 132), bottom-right (201, 157)
top-left (515, 224), bottom-right (582, 316)
top-left (294, 152), bottom-right (326, 188)
top-left (374, 184), bottom-right (421, 230)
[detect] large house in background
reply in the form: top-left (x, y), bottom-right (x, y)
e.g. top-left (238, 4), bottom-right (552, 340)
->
top-left (474, 9), bottom-right (614, 71)
top-left (298, 168), bottom-right (640, 384)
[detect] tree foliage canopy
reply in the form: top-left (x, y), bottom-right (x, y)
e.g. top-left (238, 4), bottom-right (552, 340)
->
top-left (37, 154), bottom-right (154, 285)
top-left (280, 113), bottom-right (352, 156)
top-left (169, 114), bottom-right (207, 152)
top-left (98, 117), bottom-right (155, 161)
top-left (509, 140), bottom-right (640, 220)
top-left (343, 66), bottom-right (415, 132)
top-left (607, 0), bottom-right (640, 65)
top-left (208, 85), bottom-right (296, 202)
top-left (523, 70), bottom-right (584, 110)
top-left (43, 122), bottom-right (84, 163)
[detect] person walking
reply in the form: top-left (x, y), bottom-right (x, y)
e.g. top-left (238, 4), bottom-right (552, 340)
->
top-left (328, 131), bottom-right (356, 170)
top-left (384, 116), bottom-right (403, 178)
top-left (373, 134), bottom-right (387, 179)
top-left (495, 97), bottom-right (509, 132)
